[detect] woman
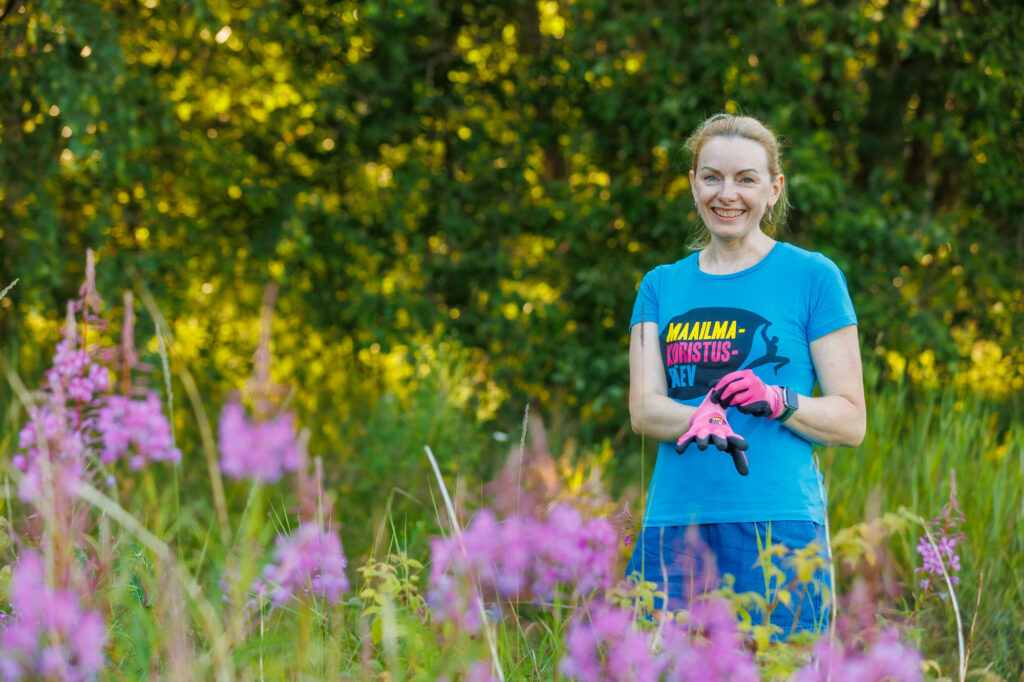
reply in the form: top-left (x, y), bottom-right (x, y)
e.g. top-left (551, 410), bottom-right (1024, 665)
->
top-left (624, 114), bottom-right (865, 636)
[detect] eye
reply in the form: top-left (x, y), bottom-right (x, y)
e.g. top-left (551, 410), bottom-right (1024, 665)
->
top-left (739, 177), bottom-right (756, 184)
top-left (703, 175), bottom-right (719, 183)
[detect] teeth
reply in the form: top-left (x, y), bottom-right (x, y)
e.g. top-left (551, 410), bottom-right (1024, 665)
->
top-left (714, 208), bottom-right (744, 217)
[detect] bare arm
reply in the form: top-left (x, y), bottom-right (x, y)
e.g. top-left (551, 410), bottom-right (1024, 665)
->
top-left (780, 324), bottom-right (866, 447)
top-left (628, 322), bottom-right (698, 442)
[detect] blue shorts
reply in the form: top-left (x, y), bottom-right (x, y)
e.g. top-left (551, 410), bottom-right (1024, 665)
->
top-left (624, 521), bottom-right (830, 637)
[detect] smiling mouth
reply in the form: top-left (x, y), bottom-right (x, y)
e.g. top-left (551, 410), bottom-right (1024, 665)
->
top-left (711, 208), bottom-right (745, 218)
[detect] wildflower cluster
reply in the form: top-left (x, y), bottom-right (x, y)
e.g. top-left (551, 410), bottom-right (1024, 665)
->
top-left (217, 402), bottom-right (300, 483)
top-left (262, 522), bottom-right (350, 607)
top-left (560, 599), bottom-right (759, 682)
top-left (793, 629), bottom-right (922, 682)
top-left (16, 344), bottom-right (178, 493)
top-left (438, 661), bottom-right (498, 682)
top-left (561, 603), bottom-right (659, 681)
top-left (13, 261), bottom-right (179, 504)
top-left (45, 339), bottom-right (112, 403)
top-left (660, 598), bottom-right (761, 680)
top-left (0, 552), bottom-right (107, 682)
top-left (915, 469), bottom-right (965, 597)
top-left (96, 392), bottom-right (181, 469)
top-left (4, 254), bottom-right (186, 679)
top-left (14, 337), bottom-right (111, 502)
top-left (428, 505), bottom-right (617, 630)
top-left (916, 535), bottom-right (961, 591)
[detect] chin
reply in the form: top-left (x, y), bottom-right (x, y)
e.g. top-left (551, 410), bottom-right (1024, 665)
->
top-left (709, 225), bottom-right (756, 241)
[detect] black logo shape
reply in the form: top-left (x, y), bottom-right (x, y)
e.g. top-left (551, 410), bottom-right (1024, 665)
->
top-left (658, 307), bottom-right (790, 400)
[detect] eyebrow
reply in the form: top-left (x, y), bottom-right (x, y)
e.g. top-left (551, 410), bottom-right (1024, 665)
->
top-left (698, 166), bottom-right (762, 175)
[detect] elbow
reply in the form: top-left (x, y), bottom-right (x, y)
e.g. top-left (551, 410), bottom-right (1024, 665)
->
top-left (629, 408), bottom-right (643, 436)
top-left (830, 396), bottom-right (866, 447)
top-left (628, 399), bottom-right (646, 436)
top-left (850, 416), bottom-right (866, 447)
top-left (837, 412), bottom-right (866, 448)
top-left (843, 429), bottom-right (866, 448)
top-left (849, 402), bottom-right (867, 446)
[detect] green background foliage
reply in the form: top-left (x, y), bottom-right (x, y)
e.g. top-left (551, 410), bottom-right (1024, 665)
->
top-left (3, 0), bottom-right (1022, 425)
top-left (1, 0), bottom-right (1023, 676)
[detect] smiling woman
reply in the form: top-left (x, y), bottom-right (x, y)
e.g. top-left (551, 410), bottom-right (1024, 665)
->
top-left (690, 136), bottom-right (782, 249)
top-left (685, 114), bottom-right (790, 254)
top-left (625, 113), bottom-right (866, 638)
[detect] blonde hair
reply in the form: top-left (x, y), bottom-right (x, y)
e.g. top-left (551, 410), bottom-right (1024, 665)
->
top-left (683, 114), bottom-right (789, 250)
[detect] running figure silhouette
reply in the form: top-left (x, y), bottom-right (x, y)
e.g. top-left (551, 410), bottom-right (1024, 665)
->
top-left (745, 325), bottom-right (790, 374)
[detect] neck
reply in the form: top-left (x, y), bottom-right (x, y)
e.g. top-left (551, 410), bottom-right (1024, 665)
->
top-left (699, 233), bottom-right (776, 275)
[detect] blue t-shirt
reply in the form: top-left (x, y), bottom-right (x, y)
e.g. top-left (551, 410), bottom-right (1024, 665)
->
top-left (629, 242), bottom-right (857, 526)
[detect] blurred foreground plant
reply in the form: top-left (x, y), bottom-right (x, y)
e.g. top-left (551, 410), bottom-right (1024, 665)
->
top-left (1, 251), bottom-right (182, 677)
top-left (0, 551), bottom-right (107, 681)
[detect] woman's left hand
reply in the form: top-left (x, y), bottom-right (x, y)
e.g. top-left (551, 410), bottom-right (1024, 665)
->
top-left (711, 369), bottom-right (784, 419)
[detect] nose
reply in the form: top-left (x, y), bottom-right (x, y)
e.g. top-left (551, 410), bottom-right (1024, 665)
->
top-left (718, 179), bottom-right (739, 201)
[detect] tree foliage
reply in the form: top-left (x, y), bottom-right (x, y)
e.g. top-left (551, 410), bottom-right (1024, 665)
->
top-left (2, 0), bottom-right (1022, 438)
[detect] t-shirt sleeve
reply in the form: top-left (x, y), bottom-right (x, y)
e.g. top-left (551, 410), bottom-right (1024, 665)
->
top-left (806, 256), bottom-right (857, 341)
top-left (630, 269), bottom-right (660, 330)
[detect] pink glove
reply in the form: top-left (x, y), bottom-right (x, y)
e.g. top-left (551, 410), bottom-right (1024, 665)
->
top-left (711, 369), bottom-right (784, 419)
top-left (676, 390), bottom-right (749, 476)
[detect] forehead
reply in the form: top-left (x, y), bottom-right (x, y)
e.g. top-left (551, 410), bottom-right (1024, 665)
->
top-left (697, 136), bottom-right (770, 172)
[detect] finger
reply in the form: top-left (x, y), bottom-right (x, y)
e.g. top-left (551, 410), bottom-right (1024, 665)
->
top-left (726, 435), bottom-right (749, 451)
top-left (736, 400), bottom-right (771, 418)
top-left (709, 434), bottom-right (728, 451)
top-left (711, 376), bottom-right (743, 405)
top-left (675, 435), bottom-right (696, 454)
top-left (695, 434), bottom-right (710, 451)
top-left (730, 449), bottom-right (749, 476)
top-left (717, 379), bottom-right (755, 407)
top-left (722, 388), bottom-right (754, 408)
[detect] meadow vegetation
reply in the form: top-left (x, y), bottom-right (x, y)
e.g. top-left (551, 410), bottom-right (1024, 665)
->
top-left (2, 0), bottom-right (1022, 678)
top-left (0, 263), bottom-right (1020, 680)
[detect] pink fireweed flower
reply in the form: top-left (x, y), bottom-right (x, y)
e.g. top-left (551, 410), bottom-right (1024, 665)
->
top-left (465, 661), bottom-right (498, 682)
top-left (44, 340), bottom-right (111, 403)
top-left (17, 404), bottom-right (88, 462)
top-left (15, 335), bottom-right (106, 501)
top-left (218, 402), bottom-right (300, 483)
top-left (532, 505), bottom-right (619, 596)
top-left (916, 535), bottom-right (961, 593)
top-left (615, 503), bottom-right (637, 548)
top-left (559, 598), bottom-right (757, 682)
top-left (439, 661), bottom-right (499, 682)
top-left (0, 552), bottom-right (107, 682)
top-left (792, 628), bottom-right (922, 682)
top-left (916, 469), bottom-right (965, 597)
top-left (428, 505), bottom-right (617, 630)
top-left (262, 522), bottom-right (349, 606)
top-left (14, 403), bottom-right (89, 502)
top-left (96, 392), bottom-right (181, 469)
top-left (561, 603), bottom-right (664, 682)
top-left (658, 598), bottom-right (759, 682)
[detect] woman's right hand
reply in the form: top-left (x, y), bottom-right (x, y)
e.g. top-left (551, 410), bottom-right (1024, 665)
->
top-left (676, 390), bottom-right (749, 475)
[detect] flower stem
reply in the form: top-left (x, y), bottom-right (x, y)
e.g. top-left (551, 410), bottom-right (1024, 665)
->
top-left (920, 516), bottom-right (965, 682)
top-left (424, 445), bottom-right (505, 682)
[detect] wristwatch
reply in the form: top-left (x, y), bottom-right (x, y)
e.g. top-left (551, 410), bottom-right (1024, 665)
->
top-left (777, 387), bottom-right (799, 423)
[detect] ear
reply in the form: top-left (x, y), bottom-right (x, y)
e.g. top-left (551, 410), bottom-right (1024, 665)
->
top-left (770, 173), bottom-right (784, 205)
top-left (689, 169), bottom-right (697, 199)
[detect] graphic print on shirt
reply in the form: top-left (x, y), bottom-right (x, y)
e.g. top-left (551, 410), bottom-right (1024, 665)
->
top-left (659, 307), bottom-right (791, 400)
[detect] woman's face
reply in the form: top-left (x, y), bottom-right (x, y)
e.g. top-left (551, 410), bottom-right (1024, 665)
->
top-left (689, 136), bottom-right (783, 244)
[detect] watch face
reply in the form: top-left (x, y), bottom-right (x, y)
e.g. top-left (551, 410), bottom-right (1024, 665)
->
top-left (785, 387), bottom-right (799, 410)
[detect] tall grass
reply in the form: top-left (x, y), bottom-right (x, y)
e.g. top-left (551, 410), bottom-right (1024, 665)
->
top-left (821, 365), bottom-right (1023, 678)
top-left (1, 280), bottom-right (1021, 678)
